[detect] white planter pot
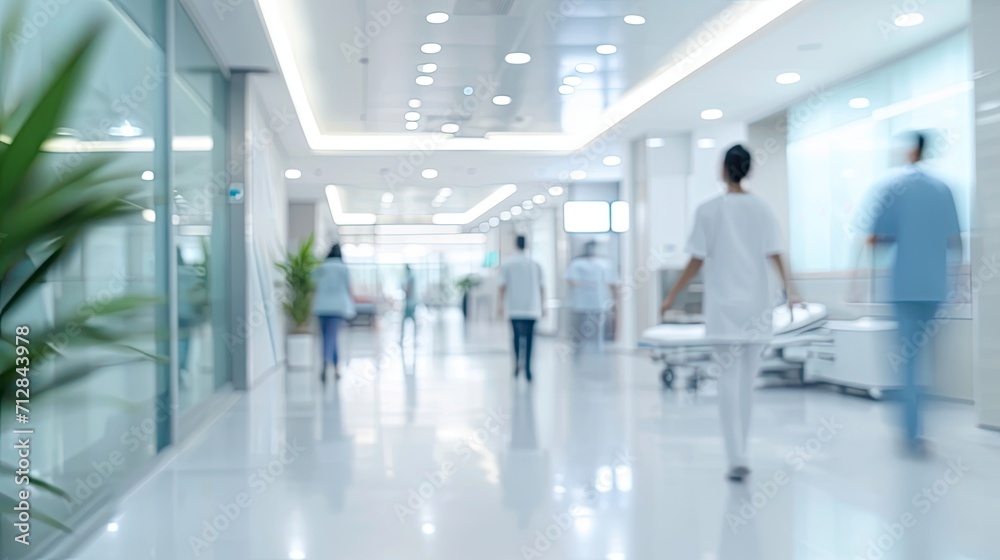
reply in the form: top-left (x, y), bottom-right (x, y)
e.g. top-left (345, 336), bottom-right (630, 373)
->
top-left (287, 333), bottom-right (316, 370)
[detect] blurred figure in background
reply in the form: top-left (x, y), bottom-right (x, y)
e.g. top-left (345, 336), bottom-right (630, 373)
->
top-left (313, 244), bottom-right (356, 383)
top-left (867, 131), bottom-right (962, 456)
top-left (498, 235), bottom-right (546, 382)
top-left (660, 145), bottom-right (795, 482)
top-left (401, 264), bottom-right (417, 346)
top-left (565, 240), bottom-right (618, 353)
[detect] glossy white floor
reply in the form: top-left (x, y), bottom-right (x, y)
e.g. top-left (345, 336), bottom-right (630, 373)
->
top-left (72, 309), bottom-right (1000, 560)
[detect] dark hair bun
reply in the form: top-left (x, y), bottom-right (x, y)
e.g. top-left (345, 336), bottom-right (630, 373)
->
top-left (724, 144), bottom-right (752, 184)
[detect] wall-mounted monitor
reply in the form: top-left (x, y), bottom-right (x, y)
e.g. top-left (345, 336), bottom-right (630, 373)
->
top-left (563, 201), bottom-right (611, 233)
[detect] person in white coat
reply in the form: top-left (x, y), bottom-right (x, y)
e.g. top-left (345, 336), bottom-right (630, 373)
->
top-left (660, 144), bottom-right (797, 482)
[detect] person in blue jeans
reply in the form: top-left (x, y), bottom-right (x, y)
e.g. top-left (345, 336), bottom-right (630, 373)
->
top-left (312, 244), bottom-right (356, 383)
top-left (868, 131), bottom-right (963, 455)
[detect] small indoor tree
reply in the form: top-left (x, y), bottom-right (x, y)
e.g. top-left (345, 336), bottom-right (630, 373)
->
top-left (275, 234), bottom-right (322, 334)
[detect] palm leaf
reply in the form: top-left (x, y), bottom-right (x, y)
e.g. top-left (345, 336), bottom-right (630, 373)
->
top-left (0, 493), bottom-right (72, 533)
top-left (0, 464), bottom-right (71, 499)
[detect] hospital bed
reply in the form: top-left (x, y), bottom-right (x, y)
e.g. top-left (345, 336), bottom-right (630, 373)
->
top-left (639, 303), bottom-right (830, 390)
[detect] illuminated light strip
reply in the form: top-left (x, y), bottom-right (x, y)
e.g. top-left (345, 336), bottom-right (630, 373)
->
top-left (1, 136), bottom-right (214, 152)
top-left (257, 0), bottom-right (805, 152)
top-left (338, 233), bottom-right (487, 245)
top-left (325, 185), bottom-right (377, 225)
top-left (374, 224), bottom-right (463, 235)
top-left (872, 81), bottom-right (974, 121)
top-left (433, 184), bottom-right (517, 225)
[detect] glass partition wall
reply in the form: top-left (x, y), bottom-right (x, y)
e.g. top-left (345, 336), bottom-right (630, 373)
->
top-left (0, 1), bottom-right (231, 556)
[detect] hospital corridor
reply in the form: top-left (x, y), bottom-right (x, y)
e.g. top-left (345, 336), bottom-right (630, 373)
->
top-left (1, 0), bottom-right (1000, 559)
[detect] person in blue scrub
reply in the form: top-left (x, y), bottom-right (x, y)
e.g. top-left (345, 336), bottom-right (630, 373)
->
top-left (868, 131), bottom-right (963, 455)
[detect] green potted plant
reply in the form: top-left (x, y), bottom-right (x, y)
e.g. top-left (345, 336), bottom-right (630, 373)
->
top-left (1, 13), bottom-right (159, 538)
top-left (275, 235), bottom-right (321, 378)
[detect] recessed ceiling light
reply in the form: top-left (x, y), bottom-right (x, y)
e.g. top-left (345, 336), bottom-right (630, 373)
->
top-left (141, 170), bottom-right (154, 181)
top-left (602, 155), bottom-right (621, 166)
top-left (421, 43), bottom-right (442, 54)
top-left (548, 185), bottom-right (564, 196)
top-left (505, 52), bottom-right (531, 64)
top-left (776, 72), bottom-right (801, 85)
top-left (284, 169), bottom-right (302, 179)
top-left (426, 12), bottom-right (449, 23)
top-left (500, 211), bottom-right (512, 221)
top-left (624, 15), bottom-right (646, 25)
top-left (404, 111), bottom-right (421, 121)
top-left (532, 194), bottom-right (546, 204)
top-left (441, 123), bottom-right (460, 133)
top-left (463, 86), bottom-right (474, 95)
top-left (596, 44), bottom-right (617, 55)
top-left (421, 169), bottom-right (438, 179)
top-left (408, 99), bottom-right (421, 108)
top-left (418, 63), bottom-right (438, 73)
top-left (511, 206), bottom-right (523, 216)
top-left (701, 109), bottom-right (724, 120)
top-left (570, 170), bottom-right (587, 180)
top-left (559, 85), bottom-right (575, 95)
top-left (421, 523), bottom-right (436, 535)
top-left (439, 188), bottom-right (453, 197)
top-left (381, 192), bottom-right (394, 204)
top-left (479, 222), bottom-right (490, 232)
top-left (849, 97), bottom-right (871, 109)
top-left (405, 122), bottom-right (418, 130)
top-left (894, 12), bottom-right (924, 27)
top-left (107, 523), bottom-right (119, 533)
top-left (563, 76), bottom-right (583, 86)
top-left (646, 138), bottom-right (666, 148)
top-left (493, 95), bottom-right (512, 105)
top-left (697, 138), bottom-right (716, 149)
top-left (575, 63), bottom-right (596, 74)
top-left (489, 217), bottom-right (500, 227)
top-left (416, 75), bottom-right (434, 86)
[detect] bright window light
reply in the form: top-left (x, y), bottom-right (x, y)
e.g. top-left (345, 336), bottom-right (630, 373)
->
top-left (570, 170), bottom-right (587, 180)
top-left (433, 184), bottom-right (518, 224)
top-left (559, 85), bottom-right (575, 95)
top-left (141, 170), bottom-right (154, 181)
top-left (701, 109), bottom-right (724, 120)
top-left (441, 123), bottom-right (460, 134)
top-left (575, 63), bottom-right (596, 74)
top-left (596, 44), bottom-right (617, 55)
top-left (563, 76), bottom-right (583, 86)
top-left (416, 75), bottom-right (434, 86)
top-left (549, 185), bottom-right (565, 196)
top-left (849, 97), bottom-right (871, 109)
top-left (374, 224), bottom-right (462, 235)
top-left (421, 43), bottom-right (441, 54)
top-left (405, 122), bottom-right (418, 130)
top-left (408, 99), bottom-right (422, 108)
top-left (421, 169), bottom-right (438, 179)
top-left (624, 14), bottom-right (646, 25)
top-left (426, 12), bottom-right (449, 23)
top-left (611, 201), bottom-right (630, 232)
top-left (776, 72), bottom-right (801, 85)
top-left (894, 12), bottom-right (924, 27)
top-left (418, 63), bottom-right (438, 73)
top-left (493, 95), bottom-right (512, 105)
top-left (532, 194), bottom-right (546, 204)
top-left (602, 155), bottom-right (621, 166)
top-left (564, 201), bottom-right (610, 233)
top-left (405, 111), bottom-right (421, 121)
top-left (697, 138), bottom-right (716, 149)
top-left (505, 52), bottom-right (531, 64)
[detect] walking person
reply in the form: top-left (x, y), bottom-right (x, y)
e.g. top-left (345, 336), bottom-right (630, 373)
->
top-left (498, 236), bottom-right (545, 382)
top-left (400, 264), bottom-right (418, 346)
top-left (660, 144), bottom-right (796, 482)
top-left (313, 244), bottom-right (356, 383)
top-left (867, 131), bottom-right (962, 456)
top-left (565, 240), bottom-right (618, 353)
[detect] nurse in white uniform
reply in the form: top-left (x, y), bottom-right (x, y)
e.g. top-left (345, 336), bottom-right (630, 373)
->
top-left (659, 144), bottom-right (797, 482)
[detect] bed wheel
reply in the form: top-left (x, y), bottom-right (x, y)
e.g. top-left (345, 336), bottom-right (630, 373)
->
top-left (661, 368), bottom-right (675, 389)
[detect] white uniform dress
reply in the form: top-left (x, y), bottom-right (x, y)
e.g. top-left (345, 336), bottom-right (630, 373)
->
top-left (684, 192), bottom-right (784, 469)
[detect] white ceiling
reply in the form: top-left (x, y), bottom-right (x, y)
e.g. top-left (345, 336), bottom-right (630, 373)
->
top-left (191, 0), bottom-right (970, 220)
